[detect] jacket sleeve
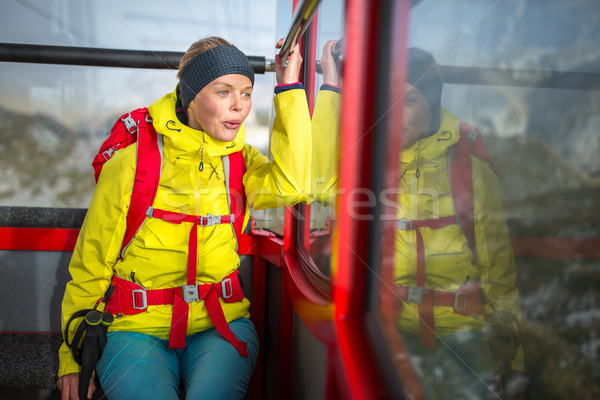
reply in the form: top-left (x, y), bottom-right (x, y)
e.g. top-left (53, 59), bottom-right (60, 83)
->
top-left (243, 87), bottom-right (312, 209)
top-left (57, 148), bottom-right (135, 377)
top-left (472, 158), bottom-right (525, 372)
top-left (310, 86), bottom-right (340, 205)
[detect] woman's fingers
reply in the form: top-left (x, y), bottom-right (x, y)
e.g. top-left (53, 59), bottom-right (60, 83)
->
top-left (283, 44), bottom-right (303, 84)
top-left (321, 40), bottom-right (341, 86)
top-left (87, 375), bottom-right (97, 400)
top-left (275, 42), bottom-right (303, 85)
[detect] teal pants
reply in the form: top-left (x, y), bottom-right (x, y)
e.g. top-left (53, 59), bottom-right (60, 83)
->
top-left (401, 330), bottom-right (499, 400)
top-left (96, 318), bottom-right (258, 400)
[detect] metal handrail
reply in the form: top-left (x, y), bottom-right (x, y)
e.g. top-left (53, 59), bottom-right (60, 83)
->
top-left (0, 42), bottom-right (274, 73)
top-left (278, 0), bottom-right (322, 61)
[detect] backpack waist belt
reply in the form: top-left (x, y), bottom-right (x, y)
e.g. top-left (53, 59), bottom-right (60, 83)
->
top-left (107, 206), bottom-right (248, 357)
top-left (394, 280), bottom-right (484, 317)
top-left (106, 271), bottom-right (247, 356)
top-left (397, 214), bottom-right (462, 348)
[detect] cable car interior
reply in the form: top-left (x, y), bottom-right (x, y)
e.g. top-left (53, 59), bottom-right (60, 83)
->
top-left (1, 0), bottom-right (599, 399)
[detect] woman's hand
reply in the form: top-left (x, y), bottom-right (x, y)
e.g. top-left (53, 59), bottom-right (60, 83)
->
top-left (320, 40), bottom-right (341, 87)
top-left (275, 38), bottom-right (303, 85)
top-left (57, 372), bottom-right (96, 400)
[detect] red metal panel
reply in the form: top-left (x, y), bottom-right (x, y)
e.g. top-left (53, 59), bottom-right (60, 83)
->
top-left (330, 0), bottom-right (389, 398)
top-left (374, 1), bottom-right (428, 397)
top-left (0, 226), bottom-right (284, 256)
top-left (278, 263), bottom-right (295, 400)
top-left (0, 227), bottom-right (79, 251)
top-left (247, 255), bottom-right (267, 400)
top-left (511, 237), bottom-right (600, 259)
top-left (5, 227), bottom-right (598, 260)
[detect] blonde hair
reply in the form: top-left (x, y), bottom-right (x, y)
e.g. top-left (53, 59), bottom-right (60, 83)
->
top-left (178, 36), bottom-right (232, 78)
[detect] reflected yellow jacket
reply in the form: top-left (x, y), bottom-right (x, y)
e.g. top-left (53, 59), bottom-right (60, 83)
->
top-left (394, 107), bottom-right (524, 371)
top-left (310, 87), bottom-right (340, 205)
top-left (58, 88), bottom-right (311, 377)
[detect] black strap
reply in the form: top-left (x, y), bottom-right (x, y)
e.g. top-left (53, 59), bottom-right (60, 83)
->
top-left (79, 321), bottom-right (101, 400)
top-left (74, 310), bottom-right (114, 400)
top-left (64, 286), bottom-right (116, 362)
top-left (64, 309), bottom-right (92, 364)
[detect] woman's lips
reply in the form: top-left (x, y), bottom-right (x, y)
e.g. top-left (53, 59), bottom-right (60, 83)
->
top-left (224, 120), bottom-right (241, 129)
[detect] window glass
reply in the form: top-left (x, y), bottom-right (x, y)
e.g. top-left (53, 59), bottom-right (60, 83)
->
top-left (380, 0), bottom-right (600, 398)
top-left (0, 0), bottom-right (277, 208)
top-left (296, 0), bottom-right (344, 279)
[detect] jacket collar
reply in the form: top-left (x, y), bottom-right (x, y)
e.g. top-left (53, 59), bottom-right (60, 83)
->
top-left (401, 107), bottom-right (461, 164)
top-left (148, 90), bottom-right (245, 161)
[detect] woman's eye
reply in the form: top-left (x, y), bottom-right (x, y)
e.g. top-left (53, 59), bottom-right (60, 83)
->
top-left (218, 90), bottom-right (228, 95)
top-left (242, 92), bottom-right (251, 98)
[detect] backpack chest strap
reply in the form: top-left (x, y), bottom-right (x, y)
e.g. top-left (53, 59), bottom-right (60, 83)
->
top-left (396, 214), bottom-right (459, 231)
top-left (146, 207), bottom-right (234, 225)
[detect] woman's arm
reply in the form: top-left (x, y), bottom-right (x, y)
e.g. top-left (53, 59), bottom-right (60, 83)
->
top-left (473, 158), bottom-right (525, 372)
top-left (244, 41), bottom-right (312, 209)
top-left (57, 148), bottom-right (134, 383)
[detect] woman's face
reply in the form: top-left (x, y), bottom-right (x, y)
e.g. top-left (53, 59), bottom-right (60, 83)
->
top-left (402, 83), bottom-right (433, 148)
top-left (187, 74), bottom-right (253, 142)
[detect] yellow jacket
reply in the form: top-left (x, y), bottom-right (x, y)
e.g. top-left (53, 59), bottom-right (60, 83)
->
top-left (394, 107), bottom-right (524, 371)
top-left (310, 87), bottom-right (340, 205)
top-left (58, 88), bottom-right (311, 377)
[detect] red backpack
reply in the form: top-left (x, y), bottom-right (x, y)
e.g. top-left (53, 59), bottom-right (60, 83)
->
top-left (92, 108), bottom-right (247, 258)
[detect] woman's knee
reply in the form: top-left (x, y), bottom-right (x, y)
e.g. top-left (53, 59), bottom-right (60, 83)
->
top-left (182, 318), bottom-right (259, 399)
top-left (96, 331), bottom-right (181, 400)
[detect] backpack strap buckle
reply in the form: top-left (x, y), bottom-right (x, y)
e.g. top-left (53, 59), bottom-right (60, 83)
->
top-left (221, 278), bottom-right (233, 299)
top-left (200, 214), bottom-right (221, 226)
top-left (131, 289), bottom-right (147, 310)
top-left (397, 218), bottom-right (413, 231)
top-left (181, 284), bottom-right (200, 303)
top-left (407, 286), bottom-right (424, 305)
top-left (454, 291), bottom-right (468, 311)
top-left (121, 113), bottom-right (138, 135)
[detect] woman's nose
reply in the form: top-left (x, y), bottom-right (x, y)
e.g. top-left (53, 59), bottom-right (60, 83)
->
top-left (231, 93), bottom-right (243, 111)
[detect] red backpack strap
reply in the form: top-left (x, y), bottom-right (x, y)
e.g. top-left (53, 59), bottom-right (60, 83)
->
top-left (223, 151), bottom-right (247, 250)
top-left (450, 122), bottom-right (498, 259)
top-left (460, 121), bottom-right (497, 175)
top-left (92, 108), bottom-right (149, 182)
top-left (120, 111), bottom-right (163, 258)
top-left (450, 123), bottom-right (476, 258)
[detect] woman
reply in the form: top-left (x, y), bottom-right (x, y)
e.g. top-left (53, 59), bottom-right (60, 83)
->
top-left (57, 36), bottom-right (310, 400)
top-left (394, 48), bottom-right (524, 399)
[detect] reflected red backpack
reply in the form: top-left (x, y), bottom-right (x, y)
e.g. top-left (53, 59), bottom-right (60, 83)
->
top-left (450, 121), bottom-right (497, 257)
top-left (92, 108), bottom-right (247, 258)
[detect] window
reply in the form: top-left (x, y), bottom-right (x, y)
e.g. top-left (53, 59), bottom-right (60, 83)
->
top-left (371, 0), bottom-right (600, 398)
top-left (296, 0), bottom-right (344, 285)
top-left (0, 0), bottom-right (277, 208)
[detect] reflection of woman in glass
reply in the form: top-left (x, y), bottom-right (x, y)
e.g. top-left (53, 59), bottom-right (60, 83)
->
top-left (311, 40), bottom-right (342, 205)
top-left (394, 48), bottom-right (524, 399)
top-left (57, 36), bottom-right (310, 400)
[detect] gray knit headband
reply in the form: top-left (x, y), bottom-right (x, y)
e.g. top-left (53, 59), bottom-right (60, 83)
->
top-left (179, 45), bottom-right (255, 108)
